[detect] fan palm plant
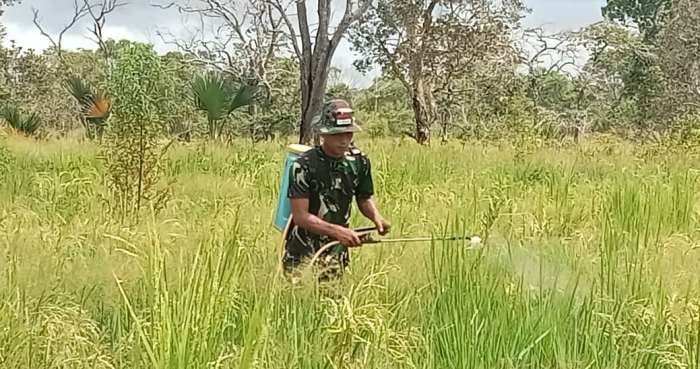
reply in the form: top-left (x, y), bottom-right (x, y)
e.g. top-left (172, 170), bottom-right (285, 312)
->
top-left (190, 71), bottom-right (259, 140)
top-left (0, 106), bottom-right (42, 136)
top-left (65, 75), bottom-right (110, 140)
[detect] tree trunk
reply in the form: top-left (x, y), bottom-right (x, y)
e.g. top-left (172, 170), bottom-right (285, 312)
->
top-left (285, 0), bottom-right (368, 146)
top-left (298, 46), bottom-right (334, 146)
top-left (299, 90), bottom-right (323, 145)
top-left (410, 81), bottom-right (435, 145)
top-left (529, 76), bottom-right (539, 127)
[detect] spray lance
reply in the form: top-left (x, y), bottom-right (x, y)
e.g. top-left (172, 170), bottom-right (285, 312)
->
top-left (347, 225), bottom-right (483, 245)
top-left (307, 225), bottom-right (483, 267)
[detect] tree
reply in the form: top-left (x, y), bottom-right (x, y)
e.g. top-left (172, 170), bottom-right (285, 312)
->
top-left (30, 0), bottom-right (130, 136)
top-left (189, 71), bottom-right (259, 140)
top-left (349, 0), bottom-right (526, 144)
top-left (103, 42), bottom-right (178, 221)
top-left (601, 0), bottom-right (671, 41)
top-left (573, 21), bottom-right (646, 133)
top-left (153, 0), bottom-right (283, 97)
top-left (599, 0), bottom-right (672, 133)
top-left (354, 75), bottom-right (413, 137)
top-left (268, 0), bottom-right (372, 144)
top-left (514, 28), bottom-right (578, 126)
top-left (243, 56), bottom-right (302, 141)
top-left (655, 0), bottom-right (700, 123)
top-left (0, 43), bottom-right (78, 132)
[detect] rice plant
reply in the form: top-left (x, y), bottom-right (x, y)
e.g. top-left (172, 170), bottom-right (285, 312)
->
top-left (1, 135), bottom-right (700, 368)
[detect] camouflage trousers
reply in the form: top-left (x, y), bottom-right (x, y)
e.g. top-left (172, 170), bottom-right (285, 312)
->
top-left (282, 243), bottom-right (350, 282)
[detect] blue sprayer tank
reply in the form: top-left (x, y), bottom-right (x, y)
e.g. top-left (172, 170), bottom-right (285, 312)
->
top-left (273, 143), bottom-right (312, 231)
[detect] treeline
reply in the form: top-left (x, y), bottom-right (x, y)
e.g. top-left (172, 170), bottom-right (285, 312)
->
top-left (0, 0), bottom-right (699, 146)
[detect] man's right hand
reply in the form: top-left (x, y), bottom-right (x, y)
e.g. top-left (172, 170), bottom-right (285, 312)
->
top-left (333, 227), bottom-right (362, 247)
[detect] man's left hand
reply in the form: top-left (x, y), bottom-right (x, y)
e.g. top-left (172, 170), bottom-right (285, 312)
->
top-left (373, 217), bottom-right (390, 236)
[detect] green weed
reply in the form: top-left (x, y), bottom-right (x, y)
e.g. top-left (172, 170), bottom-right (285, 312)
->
top-left (1, 135), bottom-right (700, 368)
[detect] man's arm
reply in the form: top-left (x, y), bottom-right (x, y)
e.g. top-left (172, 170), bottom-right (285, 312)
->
top-left (357, 196), bottom-right (382, 221)
top-left (290, 198), bottom-right (345, 237)
top-left (291, 198), bottom-right (362, 246)
top-left (355, 154), bottom-right (390, 234)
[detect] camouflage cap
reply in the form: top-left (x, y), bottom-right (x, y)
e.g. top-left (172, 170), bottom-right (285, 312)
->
top-left (314, 99), bottom-right (362, 135)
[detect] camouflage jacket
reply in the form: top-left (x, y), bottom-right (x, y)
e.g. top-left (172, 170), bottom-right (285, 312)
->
top-left (284, 145), bottom-right (374, 257)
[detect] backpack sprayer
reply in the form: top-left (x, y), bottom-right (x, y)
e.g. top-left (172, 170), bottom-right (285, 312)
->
top-left (273, 144), bottom-right (483, 270)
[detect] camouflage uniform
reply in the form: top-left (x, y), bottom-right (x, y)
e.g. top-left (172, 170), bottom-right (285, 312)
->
top-left (282, 100), bottom-right (372, 280)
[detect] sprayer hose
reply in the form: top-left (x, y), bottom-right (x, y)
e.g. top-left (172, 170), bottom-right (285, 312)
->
top-left (308, 241), bottom-right (342, 267)
top-left (278, 217), bottom-right (349, 273)
top-left (278, 215), bottom-right (294, 273)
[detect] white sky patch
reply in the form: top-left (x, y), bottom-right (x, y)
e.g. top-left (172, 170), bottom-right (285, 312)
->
top-left (3, 22), bottom-right (161, 51)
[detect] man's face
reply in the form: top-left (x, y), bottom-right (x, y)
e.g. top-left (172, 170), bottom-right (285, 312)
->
top-left (321, 132), bottom-right (354, 157)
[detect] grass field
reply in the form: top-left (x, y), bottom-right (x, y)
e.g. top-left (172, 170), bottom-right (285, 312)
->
top-left (1, 133), bottom-right (700, 368)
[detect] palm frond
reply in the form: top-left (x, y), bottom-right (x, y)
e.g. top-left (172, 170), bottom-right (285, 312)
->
top-left (65, 75), bottom-right (111, 119)
top-left (22, 113), bottom-right (42, 135)
top-left (226, 84), bottom-right (259, 115)
top-left (190, 72), bottom-right (229, 121)
top-left (1, 106), bottom-right (42, 135)
top-left (85, 90), bottom-right (111, 119)
top-left (0, 106), bottom-right (21, 129)
top-left (65, 75), bottom-right (93, 107)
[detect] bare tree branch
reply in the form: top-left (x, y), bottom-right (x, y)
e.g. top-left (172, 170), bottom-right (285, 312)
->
top-left (83, 0), bottom-right (131, 54)
top-left (261, 0), bottom-right (374, 143)
top-left (517, 27), bottom-right (580, 76)
top-left (32, 0), bottom-right (130, 62)
top-left (267, 0), bottom-right (302, 59)
top-left (32, 0), bottom-right (91, 59)
top-left (152, 0), bottom-right (285, 91)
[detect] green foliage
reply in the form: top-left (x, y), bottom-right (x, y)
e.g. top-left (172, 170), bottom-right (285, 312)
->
top-left (190, 71), bottom-right (258, 140)
top-left (0, 105), bottom-right (42, 136)
top-left (576, 20), bottom-right (667, 133)
top-left (102, 42), bottom-right (176, 222)
top-left (325, 82), bottom-right (354, 103)
top-left (664, 113), bottom-right (700, 147)
top-left (354, 76), bottom-right (412, 136)
top-left (1, 0), bottom-right (700, 145)
top-left (191, 72), bottom-right (229, 122)
top-left (242, 57), bottom-right (300, 140)
top-left (601, 0), bottom-right (670, 40)
top-left (5, 138), bottom-right (700, 367)
top-left (528, 68), bottom-right (578, 111)
top-left (65, 75), bottom-right (110, 140)
top-left (65, 75), bottom-right (92, 103)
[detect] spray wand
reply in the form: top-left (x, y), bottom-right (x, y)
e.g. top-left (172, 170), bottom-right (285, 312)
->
top-left (307, 225), bottom-right (483, 267)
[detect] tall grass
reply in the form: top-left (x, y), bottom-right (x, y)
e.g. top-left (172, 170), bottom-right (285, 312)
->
top-left (2, 134), bottom-right (700, 368)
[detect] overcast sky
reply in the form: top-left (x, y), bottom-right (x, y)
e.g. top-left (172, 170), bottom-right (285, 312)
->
top-left (1, 0), bottom-right (607, 87)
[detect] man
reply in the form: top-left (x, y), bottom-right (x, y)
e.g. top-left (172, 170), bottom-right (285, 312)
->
top-left (282, 99), bottom-right (390, 280)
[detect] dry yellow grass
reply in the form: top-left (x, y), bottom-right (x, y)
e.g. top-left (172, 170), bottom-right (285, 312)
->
top-left (1, 134), bottom-right (700, 368)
